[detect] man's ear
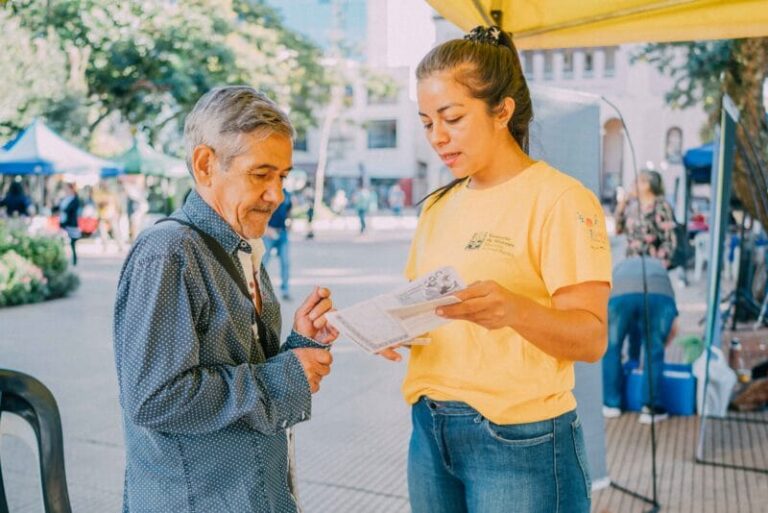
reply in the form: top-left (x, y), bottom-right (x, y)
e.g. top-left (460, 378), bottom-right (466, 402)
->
top-left (191, 145), bottom-right (216, 186)
top-left (497, 97), bottom-right (516, 129)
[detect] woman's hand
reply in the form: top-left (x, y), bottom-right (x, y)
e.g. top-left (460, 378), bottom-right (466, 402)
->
top-left (436, 280), bottom-right (515, 330)
top-left (293, 287), bottom-right (340, 344)
top-left (377, 344), bottom-right (404, 362)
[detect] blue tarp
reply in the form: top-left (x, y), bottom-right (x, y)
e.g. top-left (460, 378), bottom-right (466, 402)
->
top-left (0, 119), bottom-right (122, 177)
top-left (683, 142), bottom-right (714, 184)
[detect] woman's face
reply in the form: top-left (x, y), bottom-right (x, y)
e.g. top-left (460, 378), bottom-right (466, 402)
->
top-left (636, 174), bottom-right (651, 195)
top-left (417, 70), bottom-right (507, 180)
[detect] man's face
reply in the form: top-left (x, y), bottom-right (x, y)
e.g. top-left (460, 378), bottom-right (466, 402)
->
top-left (196, 131), bottom-right (292, 239)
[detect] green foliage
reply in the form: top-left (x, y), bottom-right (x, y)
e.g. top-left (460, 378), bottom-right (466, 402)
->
top-left (0, 9), bottom-right (68, 141)
top-left (0, 250), bottom-right (47, 307)
top-left (634, 39), bottom-right (765, 141)
top-left (364, 70), bottom-right (400, 105)
top-left (636, 41), bottom-right (735, 110)
top-left (636, 39), bottom-right (768, 229)
top-left (0, 221), bottom-right (80, 306)
top-left (2, 0), bottom-right (330, 148)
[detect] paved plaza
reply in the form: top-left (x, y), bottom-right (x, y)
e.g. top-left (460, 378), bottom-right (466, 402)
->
top-left (1, 219), bottom-right (766, 512)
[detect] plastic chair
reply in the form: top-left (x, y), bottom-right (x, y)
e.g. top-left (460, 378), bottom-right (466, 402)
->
top-left (0, 369), bottom-right (72, 513)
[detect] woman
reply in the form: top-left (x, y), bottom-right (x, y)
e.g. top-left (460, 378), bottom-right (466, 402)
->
top-left (59, 182), bottom-right (81, 266)
top-left (612, 170), bottom-right (677, 375)
top-left (614, 169), bottom-right (677, 268)
top-left (379, 27), bottom-right (612, 513)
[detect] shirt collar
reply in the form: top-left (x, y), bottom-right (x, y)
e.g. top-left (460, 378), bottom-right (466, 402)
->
top-left (178, 189), bottom-right (248, 255)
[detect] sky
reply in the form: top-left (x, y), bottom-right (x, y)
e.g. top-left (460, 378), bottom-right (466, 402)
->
top-left (270, 0), bottom-right (436, 98)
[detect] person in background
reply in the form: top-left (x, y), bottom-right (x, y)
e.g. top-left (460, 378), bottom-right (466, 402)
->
top-left (388, 182), bottom-right (406, 216)
top-left (0, 181), bottom-right (32, 217)
top-left (263, 188), bottom-right (293, 301)
top-left (602, 256), bottom-right (679, 424)
top-left (303, 186), bottom-right (315, 239)
top-left (615, 169), bottom-right (677, 268)
top-left (59, 182), bottom-right (81, 266)
top-left (94, 182), bottom-right (125, 253)
top-left (614, 170), bottom-right (678, 370)
top-left (330, 189), bottom-right (348, 214)
top-left (353, 182), bottom-right (371, 234)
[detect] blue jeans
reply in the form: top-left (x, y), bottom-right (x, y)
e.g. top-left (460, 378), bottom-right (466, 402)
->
top-left (262, 228), bottom-right (290, 295)
top-left (408, 397), bottom-right (591, 513)
top-left (357, 208), bottom-right (367, 233)
top-left (603, 293), bottom-right (678, 409)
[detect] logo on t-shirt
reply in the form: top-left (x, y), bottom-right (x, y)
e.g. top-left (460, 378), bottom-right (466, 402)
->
top-left (577, 211), bottom-right (608, 250)
top-left (465, 232), bottom-right (515, 255)
top-left (465, 232), bottom-right (488, 250)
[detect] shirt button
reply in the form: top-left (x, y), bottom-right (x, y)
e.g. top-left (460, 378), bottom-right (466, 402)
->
top-left (281, 420), bottom-right (288, 428)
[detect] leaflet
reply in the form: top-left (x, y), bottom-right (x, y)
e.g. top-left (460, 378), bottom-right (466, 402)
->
top-left (325, 266), bottom-right (465, 353)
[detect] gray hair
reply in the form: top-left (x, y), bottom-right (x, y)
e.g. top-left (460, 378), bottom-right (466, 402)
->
top-left (640, 169), bottom-right (665, 197)
top-left (183, 86), bottom-right (293, 175)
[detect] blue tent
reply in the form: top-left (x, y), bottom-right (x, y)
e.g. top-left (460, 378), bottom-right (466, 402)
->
top-left (683, 142), bottom-right (714, 184)
top-left (0, 119), bottom-right (122, 177)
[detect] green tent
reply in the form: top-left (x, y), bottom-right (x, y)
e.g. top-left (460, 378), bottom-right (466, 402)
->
top-left (115, 138), bottom-right (188, 179)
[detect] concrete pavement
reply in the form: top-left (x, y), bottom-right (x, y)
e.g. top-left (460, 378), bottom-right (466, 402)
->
top-left (1, 226), bottom-right (416, 513)
top-left (0, 218), bottom-right (738, 513)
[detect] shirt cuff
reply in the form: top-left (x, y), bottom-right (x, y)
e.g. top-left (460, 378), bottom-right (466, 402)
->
top-left (283, 330), bottom-right (331, 351)
top-left (257, 350), bottom-right (313, 430)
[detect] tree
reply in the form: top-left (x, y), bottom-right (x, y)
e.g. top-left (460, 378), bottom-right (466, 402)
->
top-left (0, 10), bottom-right (68, 141)
top-left (3, 0), bottom-right (330, 153)
top-left (637, 39), bottom-right (768, 229)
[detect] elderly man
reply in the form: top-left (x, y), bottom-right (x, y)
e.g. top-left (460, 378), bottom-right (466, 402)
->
top-left (113, 86), bottom-right (337, 513)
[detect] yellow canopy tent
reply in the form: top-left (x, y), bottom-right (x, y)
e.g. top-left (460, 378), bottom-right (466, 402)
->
top-left (425, 0), bottom-right (768, 49)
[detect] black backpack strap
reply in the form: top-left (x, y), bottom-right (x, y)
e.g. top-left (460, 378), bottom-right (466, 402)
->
top-left (156, 218), bottom-right (269, 352)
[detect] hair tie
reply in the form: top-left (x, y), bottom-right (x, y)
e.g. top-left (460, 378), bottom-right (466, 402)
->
top-left (464, 26), bottom-right (502, 46)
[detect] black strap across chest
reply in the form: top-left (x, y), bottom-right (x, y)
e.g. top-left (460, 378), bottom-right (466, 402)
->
top-left (156, 218), bottom-right (269, 353)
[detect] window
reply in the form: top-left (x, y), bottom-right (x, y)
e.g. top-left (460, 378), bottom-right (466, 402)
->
top-left (343, 84), bottom-right (355, 107)
top-left (543, 51), bottom-right (553, 80)
top-left (562, 50), bottom-right (574, 78)
top-left (293, 129), bottom-right (308, 152)
top-left (367, 120), bottom-right (397, 149)
top-left (583, 50), bottom-right (594, 78)
top-left (329, 125), bottom-right (354, 158)
top-left (665, 127), bottom-right (683, 164)
top-left (604, 47), bottom-right (616, 77)
top-left (523, 51), bottom-right (535, 80)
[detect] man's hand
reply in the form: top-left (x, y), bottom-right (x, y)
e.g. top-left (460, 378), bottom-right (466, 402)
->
top-left (292, 348), bottom-right (333, 393)
top-left (293, 287), bottom-right (339, 344)
top-left (436, 280), bottom-right (515, 330)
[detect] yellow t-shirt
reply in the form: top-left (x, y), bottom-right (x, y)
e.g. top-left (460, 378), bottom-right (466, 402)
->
top-left (403, 161), bottom-right (612, 424)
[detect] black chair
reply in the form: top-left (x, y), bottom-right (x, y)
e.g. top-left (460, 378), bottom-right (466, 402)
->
top-left (0, 369), bottom-right (72, 513)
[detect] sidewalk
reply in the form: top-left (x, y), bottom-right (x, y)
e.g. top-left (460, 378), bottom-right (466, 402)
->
top-left (1, 228), bottom-right (765, 512)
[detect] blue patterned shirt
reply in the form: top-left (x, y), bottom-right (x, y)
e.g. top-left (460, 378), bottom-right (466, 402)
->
top-left (113, 190), bottom-right (324, 513)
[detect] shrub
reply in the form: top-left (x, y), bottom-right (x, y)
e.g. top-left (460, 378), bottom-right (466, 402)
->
top-left (0, 250), bottom-right (47, 307)
top-left (0, 221), bottom-right (80, 307)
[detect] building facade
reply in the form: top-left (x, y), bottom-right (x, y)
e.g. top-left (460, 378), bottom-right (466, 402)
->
top-left (430, 16), bottom-right (708, 207)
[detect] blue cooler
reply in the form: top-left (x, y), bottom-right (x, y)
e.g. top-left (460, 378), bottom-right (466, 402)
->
top-left (623, 364), bottom-right (644, 411)
top-left (661, 363), bottom-right (696, 415)
top-left (622, 361), bottom-right (696, 415)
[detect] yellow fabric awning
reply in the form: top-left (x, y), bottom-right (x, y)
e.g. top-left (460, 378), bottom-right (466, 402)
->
top-left (425, 0), bottom-right (768, 49)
